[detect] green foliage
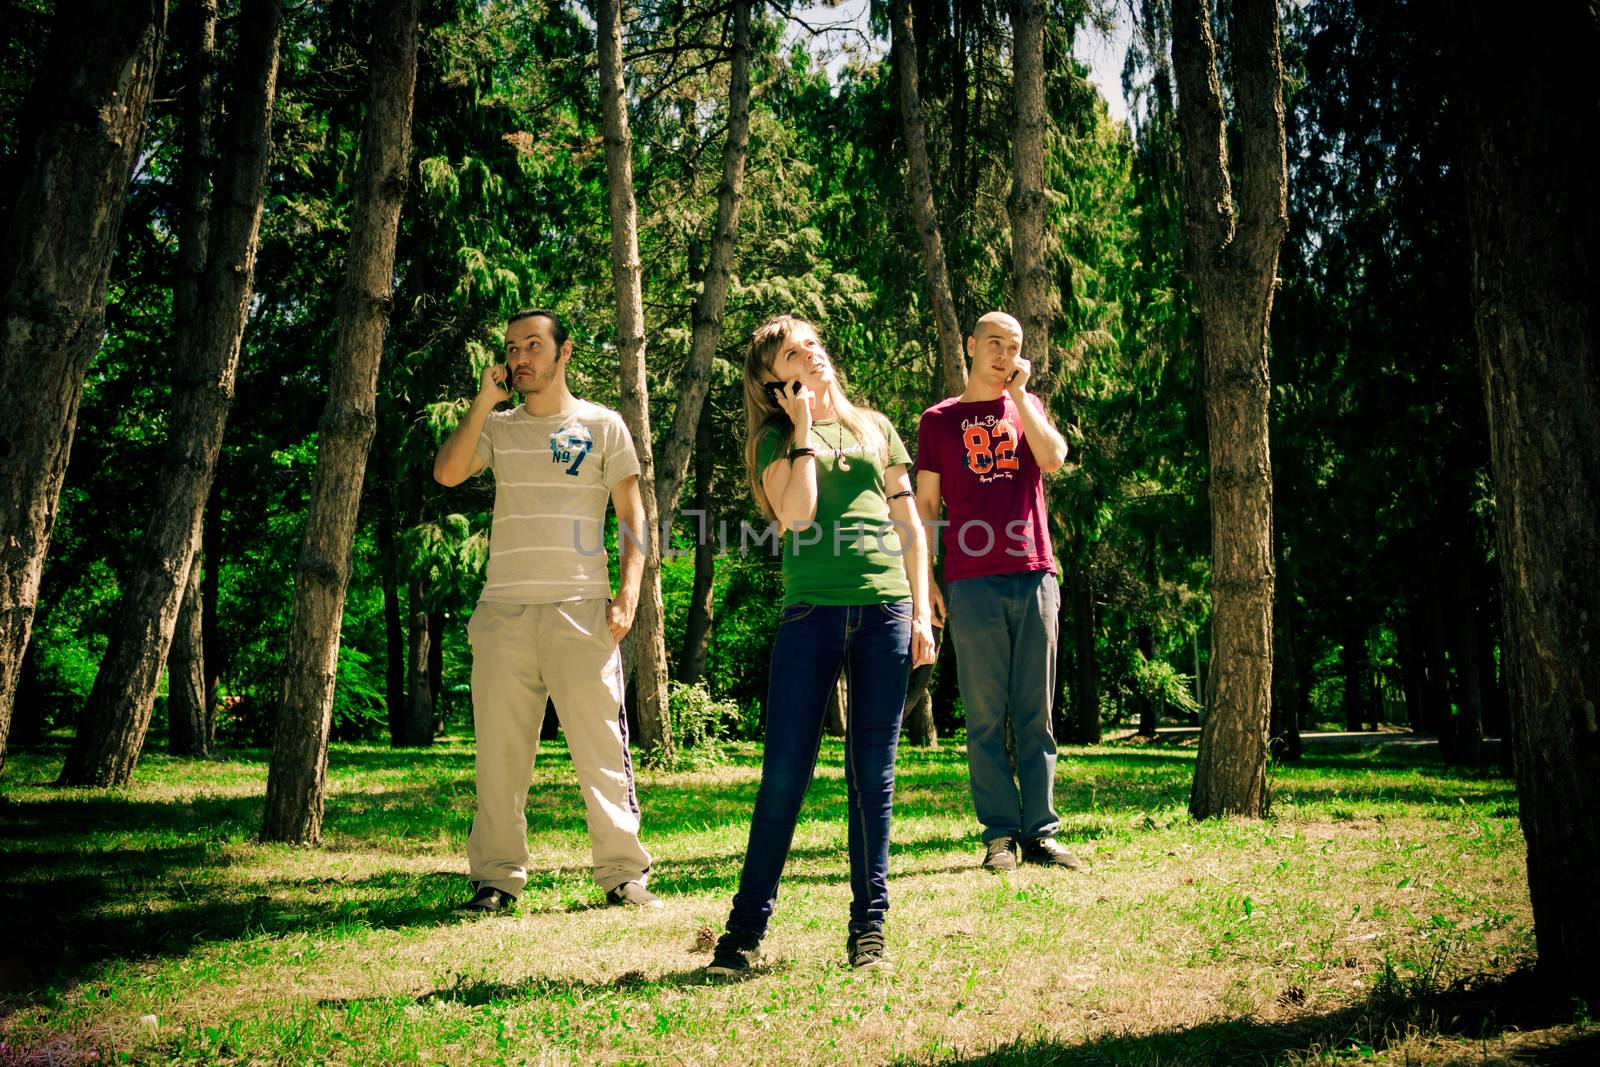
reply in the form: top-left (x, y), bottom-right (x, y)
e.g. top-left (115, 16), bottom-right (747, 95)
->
top-left (655, 680), bottom-right (736, 770)
top-left (332, 643), bottom-right (387, 740)
top-left (1128, 650), bottom-right (1202, 719)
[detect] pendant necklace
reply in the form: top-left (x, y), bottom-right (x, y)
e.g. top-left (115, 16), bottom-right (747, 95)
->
top-left (823, 422), bottom-right (851, 470)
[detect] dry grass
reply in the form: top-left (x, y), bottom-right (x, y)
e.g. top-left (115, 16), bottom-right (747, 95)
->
top-left (0, 735), bottom-right (1586, 1065)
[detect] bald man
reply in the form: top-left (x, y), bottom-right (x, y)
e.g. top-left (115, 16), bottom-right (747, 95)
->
top-left (914, 312), bottom-right (1078, 872)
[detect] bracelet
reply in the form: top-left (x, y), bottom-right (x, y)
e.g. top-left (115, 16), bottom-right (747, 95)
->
top-left (788, 446), bottom-right (817, 459)
top-left (886, 489), bottom-right (913, 502)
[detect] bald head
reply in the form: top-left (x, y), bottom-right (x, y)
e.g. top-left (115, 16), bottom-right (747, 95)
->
top-left (972, 311), bottom-right (1023, 341)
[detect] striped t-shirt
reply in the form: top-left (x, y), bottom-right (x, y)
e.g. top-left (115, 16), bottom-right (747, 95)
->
top-left (473, 400), bottom-right (641, 605)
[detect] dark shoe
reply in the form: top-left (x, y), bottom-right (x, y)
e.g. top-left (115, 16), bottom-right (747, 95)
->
top-left (605, 881), bottom-right (663, 909)
top-left (982, 836), bottom-right (1019, 872)
top-left (1023, 836), bottom-right (1081, 869)
top-left (454, 885), bottom-right (516, 916)
top-left (847, 929), bottom-right (891, 971)
top-left (705, 931), bottom-right (765, 977)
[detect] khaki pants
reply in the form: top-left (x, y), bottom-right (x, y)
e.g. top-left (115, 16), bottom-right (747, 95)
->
top-left (465, 598), bottom-right (651, 895)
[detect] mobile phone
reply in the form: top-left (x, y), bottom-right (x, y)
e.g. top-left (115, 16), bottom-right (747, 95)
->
top-left (763, 380), bottom-right (796, 405)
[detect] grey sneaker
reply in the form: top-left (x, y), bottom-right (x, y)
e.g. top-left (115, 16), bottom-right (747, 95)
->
top-left (1023, 836), bottom-right (1081, 870)
top-left (605, 881), bottom-right (663, 908)
top-left (846, 929), bottom-right (890, 971)
top-left (705, 931), bottom-right (765, 977)
top-left (454, 885), bottom-right (516, 916)
top-left (982, 836), bottom-right (1019, 872)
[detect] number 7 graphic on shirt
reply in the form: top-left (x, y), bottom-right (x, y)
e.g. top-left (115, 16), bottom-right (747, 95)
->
top-left (962, 422), bottom-right (1020, 474)
top-left (564, 438), bottom-right (592, 476)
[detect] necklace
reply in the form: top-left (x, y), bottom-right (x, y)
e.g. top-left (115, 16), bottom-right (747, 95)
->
top-left (821, 421), bottom-right (851, 470)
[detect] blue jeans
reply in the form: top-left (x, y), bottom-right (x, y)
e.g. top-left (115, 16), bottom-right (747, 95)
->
top-left (946, 571), bottom-right (1061, 843)
top-left (726, 601), bottom-right (912, 936)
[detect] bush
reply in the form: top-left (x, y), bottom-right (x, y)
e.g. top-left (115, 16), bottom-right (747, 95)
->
top-left (656, 680), bottom-right (736, 770)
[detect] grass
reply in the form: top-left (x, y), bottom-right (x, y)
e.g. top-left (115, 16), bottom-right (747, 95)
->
top-left (0, 732), bottom-right (1589, 1065)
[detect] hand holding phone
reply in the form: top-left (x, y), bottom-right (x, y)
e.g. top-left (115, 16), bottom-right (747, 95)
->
top-left (762, 379), bottom-right (797, 405)
top-left (480, 363), bottom-right (512, 403)
top-left (1006, 356), bottom-right (1032, 394)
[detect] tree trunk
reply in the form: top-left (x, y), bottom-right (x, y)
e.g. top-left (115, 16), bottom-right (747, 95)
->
top-left (165, 0), bottom-right (219, 762)
top-left (902, 625), bottom-right (941, 747)
top-left (12, 640), bottom-right (44, 748)
top-left (1270, 555), bottom-right (1302, 760)
top-left (1340, 618), bottom-right (1367, 732)
top-left (676, 406), bottom-right (716, 686)
top-left (263, 0), bottom-right (418, 845)
top-left (825, 673), bottom-right (847, 738)
top-left (1007, 0), bottom-right (1054, 386)
top-left (1069, 563), bottom-right (1099, 744)
top-left (427, 609), bottom-right (443, 729)
top-left (378, 484), bottom-right (406, 744)
top-left (1419, 561), bottom-right (1454, 751)
top-left (167, 556), bottom-right (210, 757)
top-left (597, 0), bottom-right (670, 756)
top-left (1137, 626), bottom-right (1159, 739)
top-left (59, 0), bottom-right (282, 788)
top-left (1398, 604), bottom-right (1425, 730)
top-left (1443, 528), bottom-right (1485, 766)
top-left (1452, 0), bottom-right (1600, 1000)
top-left (652, 0), bottom-right (751, 521)
top-left (200, 484), bottom-right (221, 734)
top-left (1051, 589), bottom-right (1072, 736)
top-left (1172, 0), bottom-right (1286, 820)
top-left (891, 0), bottom-right (965, 397)
top-left (932, 629), bottom-right (962, 737)
top-left (0, 0), bottom-right (168, 769)
top-left (402, 575), bottom-right (433, 746)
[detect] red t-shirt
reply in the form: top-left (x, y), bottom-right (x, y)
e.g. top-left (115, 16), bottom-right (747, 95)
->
top-left (915, 393), bottom-right (1056, 582)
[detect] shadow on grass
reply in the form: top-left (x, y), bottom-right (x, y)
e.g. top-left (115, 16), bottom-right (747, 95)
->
top-left (0, 863), bottom-right (475, 1003)
top-left (895, 969), bottom-right (1596, 1066)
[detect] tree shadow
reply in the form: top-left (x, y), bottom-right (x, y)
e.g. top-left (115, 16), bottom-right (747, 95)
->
top-left (0, 862), bottom-right (477, 1005)
top-left (896, 969), bottom-right (1595, 1066)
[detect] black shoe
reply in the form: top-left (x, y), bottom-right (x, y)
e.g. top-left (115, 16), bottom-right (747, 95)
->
top-left (847, 929), bottom-right (890, 971)
top-left (705, 931), bottom-right (765, 977)
top-left (1023, 836), bottom-right (1081, 869)
top-left (605, 881), bottom-right (663, 909)
top-left (982, 836), bottom-right (1019, 872)
top-left (454, 885), bottom-right (516, 916)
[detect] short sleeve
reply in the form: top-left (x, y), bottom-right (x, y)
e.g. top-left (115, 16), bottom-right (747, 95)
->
top-left (914, 409), bottom-right (941, 476)
top-left (882, 414), bottom-right (912, 470)
top-left (754, 425), bottom-right (786, 473)
top-left (603, 414), bottom-right (642, 489)
top-left (473, 416), bottom-right (495, 469)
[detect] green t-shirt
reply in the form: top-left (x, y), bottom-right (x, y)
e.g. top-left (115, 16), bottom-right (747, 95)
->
top-left (755, 413), bottom-right (915, 607)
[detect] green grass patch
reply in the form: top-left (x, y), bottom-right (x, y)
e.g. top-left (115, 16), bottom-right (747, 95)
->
top-left (0, 735), bottom-right (1584, 1064)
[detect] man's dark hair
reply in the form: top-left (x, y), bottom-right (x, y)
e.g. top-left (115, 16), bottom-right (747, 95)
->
top-left (506, 307), bottom-right (569, 348)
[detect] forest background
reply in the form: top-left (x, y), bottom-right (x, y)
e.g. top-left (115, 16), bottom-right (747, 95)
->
top-left (2, 0), bottom-right (1501, 770)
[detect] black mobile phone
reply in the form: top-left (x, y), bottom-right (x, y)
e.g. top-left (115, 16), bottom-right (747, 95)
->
top-left (763, 380), bottom-right (795, 404)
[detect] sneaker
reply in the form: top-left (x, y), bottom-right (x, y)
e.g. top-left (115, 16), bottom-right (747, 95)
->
top-left (847, 929), bottom-right (890, 971)
top-left (454, 885), bottom-right (515, 916)
top-left (605, 881), bottom-right (664, 909)
top-left (705, 931), bottom-right (765, 977)
top-left (982, 836), bottom-right (1019, 872)
top-left (1023, 836), bottom-right (1081, 870)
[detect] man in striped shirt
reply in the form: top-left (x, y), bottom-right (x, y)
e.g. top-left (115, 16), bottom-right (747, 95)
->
top-left (434, 308), bottom-right (660, 914)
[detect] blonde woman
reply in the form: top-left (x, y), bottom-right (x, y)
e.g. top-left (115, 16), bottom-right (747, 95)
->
top-left (706, 315), bottom-right (936, 976)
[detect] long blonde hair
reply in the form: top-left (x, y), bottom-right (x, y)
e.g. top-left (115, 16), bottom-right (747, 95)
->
top-left (743, 315), bottom-right (888, 520)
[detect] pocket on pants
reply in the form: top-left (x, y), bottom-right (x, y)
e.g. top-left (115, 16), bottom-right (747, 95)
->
top-left (779, 603), bottom-right (816, 625)
top-left (468, 601), bottom-right (524, 647)
top-left (877, 600), bottom-right (913, 621)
